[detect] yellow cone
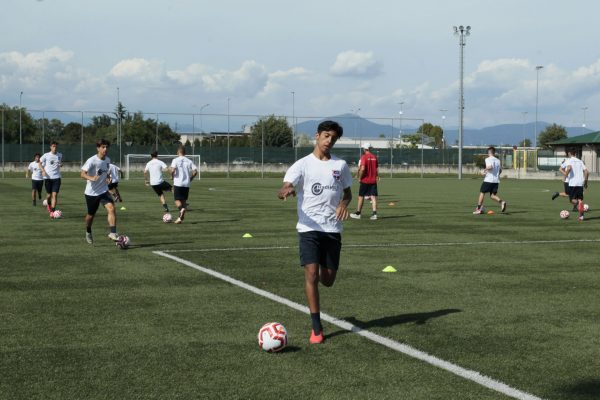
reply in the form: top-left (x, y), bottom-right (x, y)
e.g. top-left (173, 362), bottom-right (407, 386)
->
top-left (242, 233), bottom-right (253, 238)
top-left (382, 266), bottom-right (397, 272)
top-left (120, 207), bottom-right (126, 211)
top-left (388, 202), bottom-right (396, 206)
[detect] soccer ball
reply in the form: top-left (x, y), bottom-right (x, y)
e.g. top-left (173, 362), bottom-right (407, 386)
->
top-left (258, 322), bottom-right (288, 353)
top-left (51, 210), bottom-right (62, 219)
top-left (560, 210), bottom-right (570, 219)
top-left (583, 204), bottom-right (590, 212)
top-left (42, 199), bottom-right (48, 207)
top-left (162, 213), bottom-right (173, 223)
top-left (115, 235), bottom-right (130, 249)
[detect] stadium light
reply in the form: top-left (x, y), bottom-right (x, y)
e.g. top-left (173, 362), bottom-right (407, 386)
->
top-left (199, 103), bottom-right (209, 133)
top-left (581, 106), bottom-right (588, 132)
top-left (453, 25), bottom-right (471, 180)
top-left (397, 102), bottom-right (405, 139)
top-left (534, 65), bottom-right (543, 149)
top-left (19, 91), bottom-right (23, 164)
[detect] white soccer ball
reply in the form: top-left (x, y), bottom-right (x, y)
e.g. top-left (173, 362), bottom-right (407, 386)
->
top-left (583, 204), bottom-right (590, 212)
top-left (51, 210), bottom-right (62, 219)
top-left (560, 210), bottom-right (570, 219)
top-left (162, 213), bottom-right (173, 223)
top-left (42, 199), bottom-right (48, 207)
top-left (258, 322), bottom-right (288, 353)
top-left (115, 235), bottom-right (130, 249)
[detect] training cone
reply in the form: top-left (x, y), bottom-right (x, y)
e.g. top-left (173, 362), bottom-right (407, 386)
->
top-left (242, 233), bottom-right (253, 238)
top-left (388, 202), bottom-right (396, 206)
top-left (487, 210), bottom-right (495, 215)
top-left (120, 207), bottom-right (127, 211)
top-left (382, 266), bottom-right (397, 273)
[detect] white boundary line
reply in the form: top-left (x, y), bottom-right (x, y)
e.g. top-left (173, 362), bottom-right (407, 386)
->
top-left (153, 250), bottom-right (544, 400)
top-left (160, 238), bottom-right (600, 253)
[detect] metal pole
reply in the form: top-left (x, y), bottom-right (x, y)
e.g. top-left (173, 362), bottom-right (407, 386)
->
top-left (192, 114), bottom-right (195, 156)
top-left (454, 27), bottom-right (471, 180)
top-left (582, 106), bottom-right (588, 134)
top-left (291, 91), bottom-right (297, 161)
top-left (81, 112), bottom-right (84, 165)
top-left (19, 91), bottom-right (23, 164)
top-left (117, 87), bottom-right (122, 167)
top-left (421, 119), bottom-right (424, 178)
top-left (155, 113), bottom-right (159, 151)
top-left (1, 109), bottom-right (4, 179)
top-left (521, 111), bottom-right (528, 146)
top-left (440, 109), bottom-right (447, 166)
top-left (534, 66), bottom-right (543, 149)
top-left (41, 111), bottom-right (45, 152)
top-left (227, 97), bottom-right (230, 178)
top-left (261, 123), bottom-right (264, 179)
top-left (389, 118), bottom-right (393, 178)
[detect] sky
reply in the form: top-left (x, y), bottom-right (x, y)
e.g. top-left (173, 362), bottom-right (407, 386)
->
top-left (2, 0), bottom-right (600, 130)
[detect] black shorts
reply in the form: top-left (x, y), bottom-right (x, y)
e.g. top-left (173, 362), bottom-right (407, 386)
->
top-left (32, 180), bottom-right (43, 192)
top-left (85, 192), bottom-right (114, 215)
top-left (152, 181), bottom-right (172, 196)
top-left (298, 231), bottom-right (342, 270)
top-left (563, 182), bottom-right (570, 195)
top-left (174, 186), bottom-right (190, 201)
top-left (108, 182), bottom-right (119, 190)
top-left (480, 182), bottom-right (499, 195)
top-left (569, 186), bottom-right (584, 201)
top-left (45, 178), bottom-right (61, 194)
top-left (359, 183), bottom-right (378, 197)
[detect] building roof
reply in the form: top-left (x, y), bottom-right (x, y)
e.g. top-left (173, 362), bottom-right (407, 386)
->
top-left (549, 131), bottom-right (600, 145)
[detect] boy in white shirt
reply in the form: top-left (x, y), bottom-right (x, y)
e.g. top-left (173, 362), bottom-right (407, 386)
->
top-left (81, 139), bottom-right (119, 244)
top-left (473, 146), bottom-right (507, 214)
top-left (562, 148), bottom-right (589, 221)
top-left (278, 120), bottom-right (352, 344)
top-left (169, 146), bottom-right (198, 224)
top-left (144, 151), bottom-right (172, 212)
top-left (39, 141), bottom-right (63, 216)
top-left (26, 153), bottom-right (43, 206)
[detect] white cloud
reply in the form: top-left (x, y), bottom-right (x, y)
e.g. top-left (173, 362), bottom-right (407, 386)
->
top-left (110, 58), bottom-right (166, 85)
top-left (330, 50), bottom-right (382, 78)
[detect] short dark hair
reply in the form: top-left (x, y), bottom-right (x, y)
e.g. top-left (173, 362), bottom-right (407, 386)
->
top-left (150, 151), bottom-right (158, 158)
top-left (487, 146), bottom-right (496, 154)
top-left (96, 139), bottom-right (110, 148)
top-left (34, 152), bottom-right (41, 159)
top-left (50, 141), bottom-right (58, 146)
top-left (567, 147), bottom-right (578, 156)
top-left (317, 120), bottom-right (343, 138)
top-left (177, 145), bottom-right (186, 155)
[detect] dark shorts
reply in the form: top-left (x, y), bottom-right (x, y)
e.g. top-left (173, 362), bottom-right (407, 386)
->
top-left (152, 181), bottom-right (172, 196)
top-left (174, 186), bottom-right (190, 201)
top-left (85, 192), bottom-right (114, 215)
top-left (45, 178), bottom-right (61, 194)
top-left (569, 186), bottom-right (584, 201)
top-left (298, 231), bottom-right (342, 270)
top-left (32, 180), bottom-right (43, 192)
top-left (480, 182), bottom-right (499, 195)
top-left (359, 183), bottom-right (378, 197)
top-left (108, 182), bottom-right (119, 190)
top-left (563, 182), bottom-right (570, 195)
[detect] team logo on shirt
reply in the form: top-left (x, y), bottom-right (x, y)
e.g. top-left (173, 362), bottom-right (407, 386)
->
top-left (50, 160), bottom-right (55, 165)
top-left (332, 170), bottom-right (341, 181)
top-left (312, 183), bottom-right (324, 195)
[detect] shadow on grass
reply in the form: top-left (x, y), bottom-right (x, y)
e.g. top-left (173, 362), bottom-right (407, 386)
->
top-left (378, 215), bottom-right (415, 220)
top-left (327, 309), bottom-right (462, 340)
top-left (188, 219), bottom-right (241, 224)
top-left (560, 379), bottom-right (600, 399)
top-left (130, 241), bottom-right (196, 249)
top-left (279, 345), bottom-right (301, 353)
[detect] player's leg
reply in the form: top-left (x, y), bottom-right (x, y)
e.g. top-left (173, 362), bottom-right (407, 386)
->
top-left (114, 185), bottom-right (122, 202)
top-left (102, 194), bottom-right (118, 240)
top-left (84, 195), bottom-right (101, 244)
top-left (50, 179), bottom-right (61, 212)
top-left (474, 191), bottom-right (485, 214)
top-left (31, 182), bottom-right (36, 206)
top-left (174, 186), bottom-right (188, 223)
top-left (298, 232), bottom-right (327, 343)
top-left (369, 185), bottom-right (378, 219)
top-left (44, 180), bottom-right (52, 212)
top-left (351, 183), bottom-right (367, 219)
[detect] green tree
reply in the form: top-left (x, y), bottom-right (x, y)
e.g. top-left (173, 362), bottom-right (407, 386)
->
top-left (250, 115), bottom-right (292, 147)
top-left (0, 104), bottom-right (37, 144)
top-left (401, 133), bottom-right (422, 148)
top-left (417, 122), bottom-right (444, 148)
top-left (538, 123), bottom-right (567, 149)
top-left (519, 138), bottom-right (532, 147)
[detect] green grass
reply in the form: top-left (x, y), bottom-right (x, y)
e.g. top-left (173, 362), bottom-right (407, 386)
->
top-left (1, 175), bottom-right (599, 399)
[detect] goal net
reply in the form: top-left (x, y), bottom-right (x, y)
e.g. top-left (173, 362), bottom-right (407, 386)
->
top-left (125, 154), bottom-right (201, 181)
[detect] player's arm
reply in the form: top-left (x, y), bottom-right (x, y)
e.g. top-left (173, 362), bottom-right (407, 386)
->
top-left (190, 168), bottom-right (198, 181)
top-left (277, 182), bottom-right (296, 200)
top-left (584, 167), bottom-right (589, 188)
top-left (38, 160), bottom-right (48, 177)
top-left (564, 165), bottom-right (572, 176)
top-left (357, 166), bottom-right (365, 180)
top-left (144, 169), bottom-right (150, 186)
top-left (25, 167), bottom-right (29, 179)
top-left (80, 169), bottom-right (99, 182)
top-left (336, 187), bottom-right (352, 221)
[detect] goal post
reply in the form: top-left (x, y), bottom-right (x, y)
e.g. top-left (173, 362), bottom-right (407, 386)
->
top-left (125, 154), bottom-right (201, 181)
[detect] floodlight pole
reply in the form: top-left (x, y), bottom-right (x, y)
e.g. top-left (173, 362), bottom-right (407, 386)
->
top-left (227, 97), bottom-right (230, 178)
top-left (19, 91), bottom-right (23, 164)
top-left (534, 66), bottom-right (543, 149)
top-left (582, 106), bottom-right (588, 134)
top-left (521, 111), bottom-right (528, 146)
top-left (453, 25), bottom-right (471, 180)
top-left (291, 91), bottom-right (297, 160)
top-left (440, 109), bottom-right (447, 165)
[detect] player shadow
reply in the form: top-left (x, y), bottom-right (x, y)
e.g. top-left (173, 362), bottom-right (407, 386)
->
top-left (326, 308), bottom-right (462, 340)
top-left (581, 216), bottom-right (600, 221)
top-left (279, 345), bottom-right (301, 353)
top-left (130, 241), bottom-right (196, 248)
top-left (188, 219), bottom-right (241, 224)
top-left (377, 215), bottom-right (415, 220)
top-left (559, 378), bottom-right (600, 399)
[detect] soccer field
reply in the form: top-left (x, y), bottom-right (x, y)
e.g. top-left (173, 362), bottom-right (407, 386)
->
top-left (1, 175), bottom-right (599, 400)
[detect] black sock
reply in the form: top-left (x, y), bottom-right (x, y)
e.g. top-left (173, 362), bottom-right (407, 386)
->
top-left (372, 211), bottom-right (377, 215)
top-left (477, 204), bottom-right (482, 210)
top-left (32, 200), bottom-right (36, 206)
top-left (110, 226), bottom-right (117, 234)
top-left (355, 211), bottom-right (361, 215)
top-left (51, 207), bottom-right (55, 212)
top-left (310, 312), bottom-right (322, 333)
top-left (163, 204), bottom-right (169, 211)
top-left (86, 227), bottom-right (92, 233)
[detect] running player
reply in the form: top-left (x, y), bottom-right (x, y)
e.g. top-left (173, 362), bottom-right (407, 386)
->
top-left (551, 159), bottom-right (570, 201)
top-left (81, 139), bottom-right (119, 244)
top-left (277, 120), bottom-right (352, 344)
top-left (39, 141), bottom-right (63, 216)
top-left (473, 146), bottom-right (507, 214)
top-left (144, 151), bottom-right (172, 212)
top-left (26, 153), bottom-right (43, 206)
top-left (169, 146), bottom-right (198, 224)
top-left (350, 142), bottom-right (379, 220)
top-left (562, 148), bottom-right (589, 221)
top-left (108, 163), bottom-right (124, 202)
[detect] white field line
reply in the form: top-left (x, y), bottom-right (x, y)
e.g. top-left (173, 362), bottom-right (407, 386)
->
top-left (161, 238), bottom-right (600, 253)
top-left (153, 250), bottom-right (544, 400)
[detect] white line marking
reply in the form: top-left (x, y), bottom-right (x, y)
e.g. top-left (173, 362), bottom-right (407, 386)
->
top-left (161, 238), bottom-right (600, 253)
top-left (153, 250), bottom-right (544, 400)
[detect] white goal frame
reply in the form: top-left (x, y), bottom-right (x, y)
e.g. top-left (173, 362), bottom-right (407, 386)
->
top-left (125, 154), bottom-right (201, 181)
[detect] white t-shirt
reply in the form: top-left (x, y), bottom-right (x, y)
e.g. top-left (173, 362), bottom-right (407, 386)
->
top-left (283, 153), bottom-right (353, 233)
top-left (82, 155), bottom-right (111, 196)
top-left (560, 160), bottom-right (569, 183)
top-left (40, 151), bottom-right (62, 179)
top-left (170, 156), bottom-right (197, 187)
top-left (145, 159), bottom-right (168, 186)
top-left (566, 157), bottom-right (587, 187)
top-left (109, 164), bottom-right (121, 183)
top-left (28, 161), bottom-right (43, 180)
top-left (483, 156), bottom-right (502, 183)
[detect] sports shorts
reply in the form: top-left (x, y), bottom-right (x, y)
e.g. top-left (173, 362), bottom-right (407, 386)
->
top-left (359, 183), bottom-right (378, 197)
top-left (32, 179), bottom-right (43, 192)
top-left (45, 178), bottom-right (61, 194)
top-left (298, 231), bottom-right (342, 270)
top-left (480, 182), bottom-right (499, 195)
top-left (152, 181), bottom-right (172, 196)
top-left (174, 186), bottom-right (190, 201)
top-left (85, 191), bottom-right (114, 215)
top-left (569, 186), bottom-right (584, 201)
